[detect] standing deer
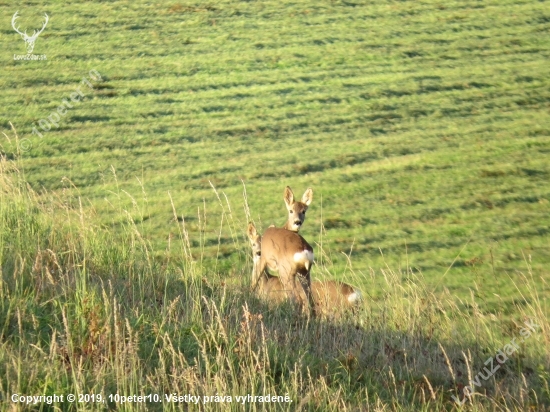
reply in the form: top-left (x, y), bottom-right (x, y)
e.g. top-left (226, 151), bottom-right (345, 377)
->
top-left (247, 222), bottom-right (314, 313)
top-left (248, 223), bottom-right (288, 303)
top-left (12, 11), bottom-right (49, 54)
top-left (247, 223), bottom-right (361, 316)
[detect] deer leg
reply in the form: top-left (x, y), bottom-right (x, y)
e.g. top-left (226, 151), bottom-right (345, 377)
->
top-left (251, 258), bottom-right (266, 292)
top-left (296, 271), bottom-right (314, 316)
top-left (277, 268), bottom-right (302, 309)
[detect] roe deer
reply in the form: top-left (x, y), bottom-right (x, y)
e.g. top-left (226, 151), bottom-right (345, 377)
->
top-left (247, 222), bottom-right (314, 313)
top-left (248, 225), bottom-right (288, 304)
top-left (247, 223), bottom-right (361, 316)
top-left (281, 186), bottom-right (313, 232)
top-left (309, 280), bottom-right (361, 318)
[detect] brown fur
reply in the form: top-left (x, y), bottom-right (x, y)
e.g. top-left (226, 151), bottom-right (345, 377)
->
top-left (247, 223), bottom-right (361, 317)
top-left (282, 186), bottom-right (313, 232)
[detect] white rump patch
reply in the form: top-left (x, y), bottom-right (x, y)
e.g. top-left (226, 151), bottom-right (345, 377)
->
top-left (347, 289), bottom-right (362, 303)
top-left (293, 250), bottom-right (314, 268)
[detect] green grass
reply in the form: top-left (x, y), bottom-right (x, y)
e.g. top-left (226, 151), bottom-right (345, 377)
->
top-left (2, 1), bottom-right (549, 310)
top-left (1, 0), bottom-right (549, 409)
top-left (0, 154), bottom-right (549, 410)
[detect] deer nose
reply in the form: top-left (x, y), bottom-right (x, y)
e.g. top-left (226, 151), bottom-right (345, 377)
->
top-left (294, 220), bottom-right (302, 226)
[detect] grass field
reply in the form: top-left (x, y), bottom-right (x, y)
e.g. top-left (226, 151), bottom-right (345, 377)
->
top-left (1, 0), bottom-right (549, 409)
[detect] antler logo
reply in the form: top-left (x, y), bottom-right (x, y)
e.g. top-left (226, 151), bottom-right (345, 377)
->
top-left (12, 11), bottom-right (49, 54)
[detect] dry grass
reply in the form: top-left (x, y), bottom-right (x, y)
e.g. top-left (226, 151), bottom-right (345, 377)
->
top-left (0, 128), bottom-right (549, 411)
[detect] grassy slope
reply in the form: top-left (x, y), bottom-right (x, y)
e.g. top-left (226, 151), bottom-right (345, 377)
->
top-left (2, 1), bottom-right (549, 300)
top-left (0, 158), bottom-right (549, 410)
top-left (0, 1), bottom-right (549, 400)
top-left (3, 3), bottom-right (549, 279)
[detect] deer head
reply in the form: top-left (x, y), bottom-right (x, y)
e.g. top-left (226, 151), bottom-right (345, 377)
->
top-left (12, 11), bottom-right (49, 54)
top-left (283, 186), bottom-right (313, 232)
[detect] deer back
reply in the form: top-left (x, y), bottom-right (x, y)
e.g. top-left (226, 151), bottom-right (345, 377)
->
top-left (260, 227), bottom-right (313, 278)
top-left (311, 280), bottom-right (362, 318)
top-left (311, 281), bottom-right (357, 306)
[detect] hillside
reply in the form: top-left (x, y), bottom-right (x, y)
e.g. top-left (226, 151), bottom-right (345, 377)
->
top-left (1, 0), bottom-right (549, 409)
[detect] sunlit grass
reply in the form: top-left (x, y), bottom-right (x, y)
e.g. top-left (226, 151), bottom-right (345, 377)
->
top-left (1, 139), bottom-right (549, 410)
top-left (1, 1), bottom-right (549, 408)
top-left (1, 2), bottom-right (548, 314)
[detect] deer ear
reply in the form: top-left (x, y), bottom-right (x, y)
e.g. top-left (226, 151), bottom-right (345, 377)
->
top-left (301, 188), bottom-right (313, 206)
top-left (283, 186), bottom-right (294, 208)
top-left (247, 223), bottom-right (257, 240)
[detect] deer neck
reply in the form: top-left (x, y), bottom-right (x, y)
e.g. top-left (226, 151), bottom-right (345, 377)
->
top-left (282, 220), bottom-right (299, 231)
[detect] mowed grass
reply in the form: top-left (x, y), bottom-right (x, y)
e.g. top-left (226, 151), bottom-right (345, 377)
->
top-left (1, 1), bottom-right (550, 409)
top-left (1, 156), bottom-right (549, 410)
top-left (1, 2), bottom-right (549, 317)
